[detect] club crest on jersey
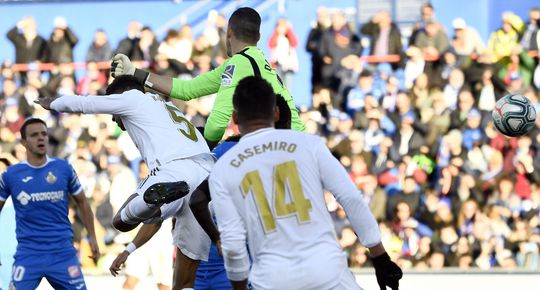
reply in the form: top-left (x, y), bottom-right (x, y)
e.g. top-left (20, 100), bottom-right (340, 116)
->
top-left (17, 191), bottom-right (31, 206)
top-left (221, 64), bottom-right (236, 86)
top-left (68, 265), bottom-right (81, 278)
top-left (46, 171), bottom-right (57, 184)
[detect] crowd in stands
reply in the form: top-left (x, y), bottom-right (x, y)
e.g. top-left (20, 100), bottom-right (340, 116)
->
top-left (1, 3), bottom-right (540, 274)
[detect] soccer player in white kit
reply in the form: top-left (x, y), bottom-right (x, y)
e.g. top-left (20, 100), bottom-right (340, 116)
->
top-left (208, 76), bottom-right (403, 290)
top-left (36, 75), bottom-right (214, 290)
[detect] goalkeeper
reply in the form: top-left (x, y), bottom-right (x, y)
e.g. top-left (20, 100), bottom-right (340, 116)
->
top-left (111, 7), bottom-right (305, 147)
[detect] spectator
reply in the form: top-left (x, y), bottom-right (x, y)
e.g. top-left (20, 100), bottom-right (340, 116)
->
top-left (269, 18), bottom-right (299, 89)
top-left (451, 18), bottom-right (485, 64)
top-left (520, 7), bottom-right (540, 50)
top-left (404, 46), bottom-right (426, 89)
top-left (6, 16), bottom-right (47, 64)
top-left (44, 17), bottom-right (79, 64)
top-left (414, 19), bottom-right (449, 59)
top-left (409, 2), bottom-right (437, 45)
top-left (361, 10), bottom-right (404, 67)
top-left (497, 45), bottom-right (536, 87)
top-left (319, 11), bottom-right (362, 92)
top-left (86, 29), bottom-right (113, 63)
top-left (488, 12), bottom-right (524, 61)
top-left (76, 62), bottom-right (107, 95)
top-left (306, 7), bottom-right (331, 91)
top-left (116, 21), bottom-right (142, 59)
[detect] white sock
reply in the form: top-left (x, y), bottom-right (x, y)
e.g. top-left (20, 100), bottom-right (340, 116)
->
top-left (181, 288), bottom-right (194, 290)
top-left (120, 195), bottom-right (159, 223)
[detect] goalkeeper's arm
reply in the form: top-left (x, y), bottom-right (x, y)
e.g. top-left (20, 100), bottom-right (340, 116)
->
top-left (111, 54), bottom-right (222, 101)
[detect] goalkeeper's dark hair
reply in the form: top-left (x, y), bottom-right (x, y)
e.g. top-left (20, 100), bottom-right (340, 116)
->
top-left (106, 75), bottom-right (144, 95)
top-left (275, 94), bottom-right (291, 129)
top-left (20, 118), bottom-right (47, 140)
top-left (233, 76), bottom-right (275, 123)
top-left (229, 7), bottom-right (261, 43)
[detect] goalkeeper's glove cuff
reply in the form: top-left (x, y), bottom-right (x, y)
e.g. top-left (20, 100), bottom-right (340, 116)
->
top-left (134, 68), bottom-right (150, 86)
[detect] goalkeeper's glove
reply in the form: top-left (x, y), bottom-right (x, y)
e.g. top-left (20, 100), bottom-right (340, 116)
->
top-left (372, 252), bottom-right (403, 290)
top-left (110, 54), bottom-right (149, 85)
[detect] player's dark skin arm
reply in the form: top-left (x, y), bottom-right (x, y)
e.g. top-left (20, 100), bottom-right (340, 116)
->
top-left (73, 192), bottom-right (101, 263)
top-left (189, 180), bottom-right (221, 244)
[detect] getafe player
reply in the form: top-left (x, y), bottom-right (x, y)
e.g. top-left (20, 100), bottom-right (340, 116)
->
top-left (0, 118), bottom-right (99, 290)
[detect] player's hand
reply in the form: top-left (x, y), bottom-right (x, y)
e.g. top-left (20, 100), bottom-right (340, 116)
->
top-left (111, 53), bottom-right (135, 78)
top-left (109, 251), bottom-right (130, 277)
top-left (34, 95), bottom-right (57, 110)
top-left (372, 252), bottom-right (403, 290)
top-left (88, 236), bottom-right (101, 265)
top-left (216, 239), bottom-right (223, 256)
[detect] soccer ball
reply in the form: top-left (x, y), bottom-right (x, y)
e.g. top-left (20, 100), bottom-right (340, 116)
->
top-left (492, 94), bottom-right (536, 137)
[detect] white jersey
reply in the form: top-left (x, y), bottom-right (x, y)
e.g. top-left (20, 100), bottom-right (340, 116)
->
top-left (209, 128), bottom-right (381, 290)
top-left (51, 90), bottom-right (210, 169)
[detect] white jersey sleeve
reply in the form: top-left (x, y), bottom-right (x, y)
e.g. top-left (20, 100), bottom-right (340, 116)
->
top-left (208, 170), bottom-right (250, 281)
top-left (50, 89), bottom-right (141, 116)
top-left (315, 138), bottom-right (381, 247)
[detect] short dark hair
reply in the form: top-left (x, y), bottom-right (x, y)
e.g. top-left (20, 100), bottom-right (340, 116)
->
top-left (275, 94), bottom-right (291, 129)
top-left (106, 75), bottom-right (144, 95)
top-left (20, 118), bottom-right (47, 140)
top-left (233, 76), bottom-right (275, 123)
top-left (229, 7), bottom-right (261, 43)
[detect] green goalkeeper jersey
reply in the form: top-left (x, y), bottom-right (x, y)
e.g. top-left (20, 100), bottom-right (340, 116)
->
top-left (170, 46), bottom-right (305, 142)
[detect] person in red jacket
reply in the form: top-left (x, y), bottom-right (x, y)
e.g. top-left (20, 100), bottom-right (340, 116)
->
top-left (268, 18), bottom-right (299, 90)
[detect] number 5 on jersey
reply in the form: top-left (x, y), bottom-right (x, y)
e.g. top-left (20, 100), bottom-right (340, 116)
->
top-left (241, 160), bottom-right (312, 233)
top-left (165, 104), bottom-right (198, 142)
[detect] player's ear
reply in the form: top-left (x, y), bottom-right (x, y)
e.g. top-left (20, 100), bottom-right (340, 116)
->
top-left (227, 27), bottom-right (233, 39)
top-left (232, 110), bottom-right (239, 125)
top-left (273, 106), bottom-right (280, 123)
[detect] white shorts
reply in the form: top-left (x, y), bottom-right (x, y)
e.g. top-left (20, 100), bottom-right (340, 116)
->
top-left (137, 153), bottom-right (215, 261)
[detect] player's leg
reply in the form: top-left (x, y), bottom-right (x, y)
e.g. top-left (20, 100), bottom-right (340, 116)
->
top-left (189, 179), bottom-right (220, 243)
top-left (44, 250), bottom-right (87, 290)
top-left (112, 193), bottom-right (155, 232)
top-left (9, 254), bottom-right (43, 290)
top-left (173, 246), bottom-right (200, 290)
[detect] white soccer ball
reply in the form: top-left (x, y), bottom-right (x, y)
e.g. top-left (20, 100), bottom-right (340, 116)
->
top-left (492, 94), bottom-right (536, 137)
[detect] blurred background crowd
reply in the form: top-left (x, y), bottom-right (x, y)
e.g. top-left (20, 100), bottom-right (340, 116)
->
top-left (1, 1), bottom-right (540, 278)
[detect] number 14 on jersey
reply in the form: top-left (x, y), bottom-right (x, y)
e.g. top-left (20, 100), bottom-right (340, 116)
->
top-left (241, 160), bottom-right (312, 233)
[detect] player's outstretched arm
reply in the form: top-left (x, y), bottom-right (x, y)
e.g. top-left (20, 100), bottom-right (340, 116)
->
top-left (111, 53), bottom-right (223, 101)
top-left (109, 222), bottom-right (162, 276)
top-left (73, 191), bottom-right (100, 264)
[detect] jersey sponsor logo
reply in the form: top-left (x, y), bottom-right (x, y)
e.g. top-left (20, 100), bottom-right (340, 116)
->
top-left (21, 176), bottom-right (33, 183)
top-left (221, 64), bottom-right (236, 86)
top-left (17, 191), bottom-right (31, 205)
top-left (17, 190), bottom-right (65, 205)
top-left (46, 171), bottom-right (57, 184)
top-left (68, 265), bottom-right (81, 278)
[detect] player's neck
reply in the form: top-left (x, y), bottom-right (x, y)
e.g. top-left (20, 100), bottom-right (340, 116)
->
top-left (233, 41), bottom-right (257, 54)
top-left (238, 122), bottom-right (274, 135)
top-left (27, 154), bottom-right (47, 167)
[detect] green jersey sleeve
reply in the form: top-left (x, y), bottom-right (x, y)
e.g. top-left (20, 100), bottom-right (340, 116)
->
top-left (170, 65), bottom-right (224, 100)
top-left (204, 56), bottom-right (254, 142)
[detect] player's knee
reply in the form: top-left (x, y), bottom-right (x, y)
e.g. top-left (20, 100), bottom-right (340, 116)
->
top-left (112, 214), bottom-right (131, 232)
